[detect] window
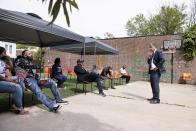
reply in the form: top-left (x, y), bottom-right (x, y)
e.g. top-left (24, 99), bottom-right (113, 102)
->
top-left (5, 44), bottom-right (8, 51)
top-left (9, 45), bottom-right (12, 54)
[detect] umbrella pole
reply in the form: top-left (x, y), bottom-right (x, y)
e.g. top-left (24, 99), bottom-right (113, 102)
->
top-left (83, 42), bottom-right (86, 67)
top-left (94, 46), bottom-right (97, 65)
top-left (118, 55), bottom-right (119, 71)
top-left (36, 31), bottom-right (43, 79)
top-left (48, 48), bottom-right (50, 78)
top-left (81, 51), bottom-right (83, 59)
top-left (48, 48), bottom-right (50, 65)
top-left (83, 42), bottom-right (85, 61)
top-left (40, 47), bottom-right (42, 79)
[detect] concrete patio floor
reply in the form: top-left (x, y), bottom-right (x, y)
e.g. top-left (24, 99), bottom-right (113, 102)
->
top-left (0, 81), bottom-right (196, 131)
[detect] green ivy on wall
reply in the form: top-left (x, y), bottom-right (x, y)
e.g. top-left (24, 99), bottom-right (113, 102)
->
top-left (182, 24), bottom-right (196, 61)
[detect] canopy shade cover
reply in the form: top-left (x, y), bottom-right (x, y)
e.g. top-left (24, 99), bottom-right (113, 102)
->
top-left (0, 8), bottom-right (85, 47)
top-left (50, 37), bottom-right (120, 55)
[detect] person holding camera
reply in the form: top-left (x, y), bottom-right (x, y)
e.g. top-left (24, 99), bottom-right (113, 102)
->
top-left (0, 46), bottom-right (28, 115)
top-left (14, 50), bottom-right (68, 112)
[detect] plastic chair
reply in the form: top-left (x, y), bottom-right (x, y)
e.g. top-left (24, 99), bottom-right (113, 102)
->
top-left (48, 67), bottom-right (53, 78)
top-left (75, 75), bottom-right (93, 95)
top-left (183, 73), bottom-right (191, 80)
top-left (98, 70), bottom-right (102, 75)
top-left (67, 68), bottom-right (73, 79)
top-left (114, 70), bottom-right (126, 85)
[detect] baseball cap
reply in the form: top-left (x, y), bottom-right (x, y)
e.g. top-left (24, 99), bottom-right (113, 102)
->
top-left (77, 59), bottom-right (84, 63)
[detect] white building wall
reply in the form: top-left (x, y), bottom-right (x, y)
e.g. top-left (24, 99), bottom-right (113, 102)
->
top-left (0, 41), bottom-right (16, 58)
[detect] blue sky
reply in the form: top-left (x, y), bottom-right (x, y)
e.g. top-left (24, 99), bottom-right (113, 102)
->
top-left (0, 0), bottom-right (191, 38)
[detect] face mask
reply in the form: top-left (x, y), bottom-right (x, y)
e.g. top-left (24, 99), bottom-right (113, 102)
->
top-left (27, 56), bottom-right (33, 61)
top-left (0, 56), bottom-right (7, 61)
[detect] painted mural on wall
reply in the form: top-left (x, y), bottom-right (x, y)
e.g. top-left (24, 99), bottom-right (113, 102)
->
top-left (97, 55), bottom-right (104, 67)
top-left (130, 56), bottom-right (177, 82)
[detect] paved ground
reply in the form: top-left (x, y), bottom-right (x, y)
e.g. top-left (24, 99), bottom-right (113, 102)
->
top-left (0, 81), bottom-right (196, 131)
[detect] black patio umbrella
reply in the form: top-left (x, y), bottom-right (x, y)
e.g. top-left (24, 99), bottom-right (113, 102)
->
top-left (0, 8), bottom-right (86, 78)
top-left (50, 37), bottom-right (120, 55)
top-left (0, 8), bottom-right (85, 47)
top-left (50, 37), bottom-right (119, 68)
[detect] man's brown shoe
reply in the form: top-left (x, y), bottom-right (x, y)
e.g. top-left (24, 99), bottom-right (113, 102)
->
top-left (147, 98), bottom-right (154, 101)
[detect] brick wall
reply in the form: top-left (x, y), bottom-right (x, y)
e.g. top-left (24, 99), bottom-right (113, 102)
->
top-left (44, 34), bottom-right (196, 84)
top-left (44, 48), bottom-right (81, 74)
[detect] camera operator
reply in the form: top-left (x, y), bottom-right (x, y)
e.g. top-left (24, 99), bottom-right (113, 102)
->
top-left (14, 50), bottom-right (68, 112)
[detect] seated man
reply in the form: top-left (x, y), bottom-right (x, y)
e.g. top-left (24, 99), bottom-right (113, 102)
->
top-left (52, 58), bottom-right (67, 88)
top-left (14, 50), bottom-right (68, 112)
top-left (120, 65), bottom-right (130, 84)
top-left (0, 47), bottom-right (28, 115)
top-left (74, 59), bottom-right (106, 97)
top-left (100, 66), bottom-right (115, 89)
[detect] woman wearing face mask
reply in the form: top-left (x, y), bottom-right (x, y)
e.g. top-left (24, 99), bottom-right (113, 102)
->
top-left (0, 46), bottom-right (28, 115)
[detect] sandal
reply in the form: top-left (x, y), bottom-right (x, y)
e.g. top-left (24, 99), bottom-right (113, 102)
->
top-left (9, 104), bottom-right (20, 113)
top-left (18, 109), bottom-right (29, 115)
top-left (10, 104), bottom-right (29, 115)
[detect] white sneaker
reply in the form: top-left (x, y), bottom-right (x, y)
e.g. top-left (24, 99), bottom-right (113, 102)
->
top-left (52, 105), bottom-right (62, 112)
top-left (56, 99), bottom-right (69, 105)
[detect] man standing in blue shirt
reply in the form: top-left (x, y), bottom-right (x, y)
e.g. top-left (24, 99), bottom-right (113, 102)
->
top-left (147, 42), bottom-right (166, 104)
top-left (52, 58), bottom-right (67, 88)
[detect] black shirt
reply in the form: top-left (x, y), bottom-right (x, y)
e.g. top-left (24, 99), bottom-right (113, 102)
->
top-left (101, 67), bottom-right (112, 77)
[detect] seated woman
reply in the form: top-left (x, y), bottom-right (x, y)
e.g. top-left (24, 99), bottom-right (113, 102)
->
top-left (0, 46), bottom-right (28, 115)
top-left (52, 58), bottom-right (67, 88)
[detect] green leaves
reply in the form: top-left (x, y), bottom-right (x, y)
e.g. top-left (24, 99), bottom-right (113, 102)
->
top-left (126, 4), bottom-right (187, 36)
top-left (182, 24), bottom-right (196, 61)
top-left (47, 0), bottom-right (79, 26)
top-left (126, 13), bottom-right (148, 36)
top-left (16, 44), bottom-right (30, 49)
top-left (48, 0), bottom-right (53, 14)
top-left (62, 1), bottom-right (70, 27)
top-left (67, 0), bottom-right (78, 9)
top-left (16, 44), bottom-right (37, 50)
top-left (33, 48), bottom-right (46, 65)
top-left (104, 32), bottom-right (115, 39)
top-left (156, 4), bottom-right (187, 34)
top-left (48, 0), bottom-right (61, 25)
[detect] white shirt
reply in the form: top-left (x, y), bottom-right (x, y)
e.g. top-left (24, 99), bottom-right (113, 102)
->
top-left (120, 68), bottom-right (127, 75)
top-left (0, 60), bottom-right (6, 77)
top-left (151, 49), bottom-right (157, 70)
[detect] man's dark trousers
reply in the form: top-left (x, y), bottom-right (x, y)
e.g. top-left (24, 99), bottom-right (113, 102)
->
top-left (121, 75), bottom-right (130, 83)
top-left (150, 70), bottom-right (160, 102)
